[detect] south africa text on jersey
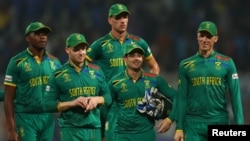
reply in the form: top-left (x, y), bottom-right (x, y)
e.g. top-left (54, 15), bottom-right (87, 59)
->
top-left (192, 77), bottom-right (222, 86)
top-left (69, 87), bottom-right (96, 97)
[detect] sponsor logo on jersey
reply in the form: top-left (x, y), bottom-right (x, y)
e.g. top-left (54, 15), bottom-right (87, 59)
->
top-left (5, 75), bottom-right (12, 81)
top-left (45, 85), bottom-right (50, 91)
top-left (232, 73), bottom-right (238, 79)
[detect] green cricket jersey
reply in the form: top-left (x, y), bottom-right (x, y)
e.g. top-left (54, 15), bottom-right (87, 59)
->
top-left (4, 48), bottom-right (61, 113)
top-left (0, 89), bottom-right (4, 101)
top-left (176, 51), bottom-right (244, 130)
top-left (109, 70), bottom-right (176, 134)
top-left (42, 61), bottom-right (112, 128)
top-left (86, 32), bottom-right (153, 81)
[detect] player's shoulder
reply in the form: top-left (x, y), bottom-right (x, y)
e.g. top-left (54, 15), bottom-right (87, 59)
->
top-left (144, 72), bottom-right (158, 78)
top-left (109, 72), bottom-right (125, 85)
top-left (143, 71), bottom-right (160, 82)
top-left (143, 71), bottom-right (162, 84)
top-left (127, 33), bottom-right (143, 41)
top-left (214, 51), bottom-right (231, 61)
top-left (9, 49), bottom-right (30, 62)
top-left (90, 33), bottom-right (111, 46)
top-left (47, 53), bottom-right (60, 61)
top-left (179, 56), bottom-right (193, 65)
top-left (49, 63), bottom-right (66, 78)
top-left (87, 62), bottom-right (101, 70)
top-left (178, 54), bottom-right (199, 69)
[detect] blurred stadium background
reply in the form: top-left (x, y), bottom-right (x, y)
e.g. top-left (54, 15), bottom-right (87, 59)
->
top-left (0, 0), bottom-right (249, 140)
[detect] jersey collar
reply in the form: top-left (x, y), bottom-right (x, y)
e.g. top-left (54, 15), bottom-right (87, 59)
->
top-left (125, 68), bottom-right (144, 82)
top-left (109, 31), bottom-right (129, 40)
top-left (26, 48), bottom-right (48, 57)
top-left (197, 50), bottom-right (215, 58)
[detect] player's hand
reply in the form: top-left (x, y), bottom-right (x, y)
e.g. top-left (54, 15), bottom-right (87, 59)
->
top-left (85, 96), bottom-right (104, 112)
top-left (156, 118), bottom-right (172, 133)
top-left (73, 96), bottom-right (89, 108)
top-left (174, 130), bottom-right (184, 141)
top-left (8, 131), bottom-right (19, 141)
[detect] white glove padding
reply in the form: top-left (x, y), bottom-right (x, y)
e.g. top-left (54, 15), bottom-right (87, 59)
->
top-left (137, 87), bottom-right (172, 120)
top-left (137, 97), bottom-right (147, 113)
top-left (137, 87), bottom-right (158, 117)
top-left (150, 87), bottom-right (158, 96)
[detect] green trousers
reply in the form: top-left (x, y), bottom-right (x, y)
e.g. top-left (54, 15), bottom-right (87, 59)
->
top-left (60, 127), bottom-right (101, 141)
top-left (15, 113), bottom-right (55, 141)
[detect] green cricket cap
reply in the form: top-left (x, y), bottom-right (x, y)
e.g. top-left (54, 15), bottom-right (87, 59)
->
top-left (109, 3), bottom-right (130, 17)
top-left (124, 44), bottom-right (144, 56)
top-left (197, 21), bottom-right (217, 36)
top-left (66, 33), bottom-right (89, 48)
top-left (25, 22), bottom-right (51, 36)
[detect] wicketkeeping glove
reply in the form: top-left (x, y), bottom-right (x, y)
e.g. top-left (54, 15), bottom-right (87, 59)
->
top-left (137, 88), bottom-right (153, 114)
top-left (137, 87), bottom-right (172, 120)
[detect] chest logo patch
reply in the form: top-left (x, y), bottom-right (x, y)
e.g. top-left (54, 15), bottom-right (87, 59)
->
top-left (144, 80), bottom-right (151, 89)
top-left (89, 70), bottom-right (96, 79)
top-left (63, 73), bottom-right (71, 82)
top-left (107, 43), bottom-right (114, 53)
top-left (24, 62), bottom-right (32, 72)
top-left (121, 83), bottom-right (128, 92)
top-left (215, 62), bottom-right (221, 70)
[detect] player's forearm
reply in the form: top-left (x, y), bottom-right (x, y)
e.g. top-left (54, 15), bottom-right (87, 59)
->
top-left (150, 65), bottom-right (160, 75)
top-left (102, 94), bottom-right (112, 106)
top-left (175, 97), bottom-right (186, 130)
top-left (6, 119), bottom-right (16, 133)
top-left (232, 103), bottom-right (244, 124)
top-left (4, 101), bottom-right (16, 133)
top-left (57, 101), bottom-right (75, 112)
top-left (88, 96), bottom-right (105, 106)
top-left (146, 56), bottom-right (160, 75)
top-left (98, 96), bottom-right (104, 105)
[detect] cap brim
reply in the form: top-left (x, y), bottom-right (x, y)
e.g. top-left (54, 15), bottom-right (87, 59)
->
top-left (26, 27), bottom-right (51, 36)
top-left (198, 30), bottom-right (214, 36)
top-left (110, 11), bottom-right (130, 17)
top-left (38, 27), bottom-right (51, 33)
top-left (127, 48), bottom-right (144, 55)
top-left (69, 42), bottom-right (89, 48)
top-left (119, 11), bottom-right (130, 15)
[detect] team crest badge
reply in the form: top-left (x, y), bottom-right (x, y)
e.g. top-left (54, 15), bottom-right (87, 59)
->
top-left (63, 73), bottom-right (71, 82)
top-left (121, 83), bottom-right (128, 92)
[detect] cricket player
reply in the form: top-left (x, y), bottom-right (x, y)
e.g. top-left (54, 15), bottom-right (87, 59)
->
top-left (108, 44), bottom-right (176, 141)
top-left (4, 22), bottom-right (61, 141)
top-left (174, 21), bottom-right (244, 141)
top-left (86, 3), bottom-right (160, 141)
top-left (42, 33), bottom-right (112, 141)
